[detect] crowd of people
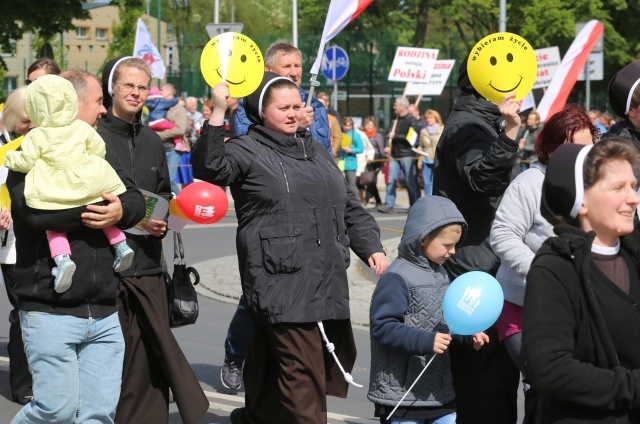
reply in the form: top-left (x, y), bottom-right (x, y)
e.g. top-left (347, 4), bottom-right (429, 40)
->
top-left (1, 38), bottom-right (640, 424)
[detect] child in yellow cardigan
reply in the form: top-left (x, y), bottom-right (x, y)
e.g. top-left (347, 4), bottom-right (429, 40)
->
top-left (5, 74), bottom-right (134, 293)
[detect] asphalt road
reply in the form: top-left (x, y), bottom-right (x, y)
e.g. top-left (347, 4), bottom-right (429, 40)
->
top-left (0, 209), bottom-right (411, 423)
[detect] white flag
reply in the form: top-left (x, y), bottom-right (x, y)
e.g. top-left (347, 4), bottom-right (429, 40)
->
top-left (133, 18), bottom-right (166, 79)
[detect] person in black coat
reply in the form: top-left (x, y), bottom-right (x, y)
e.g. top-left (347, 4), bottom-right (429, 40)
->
top-left (432, 57), bottom-right (522, 424)
top-left (192, 72), bottom-right (387, 424)
top-left (524, 138), bottom-right (640, 424)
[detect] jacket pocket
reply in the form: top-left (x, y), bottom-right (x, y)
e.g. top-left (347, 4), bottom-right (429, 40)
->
top-left (259, 224), bottom-right (303, 275)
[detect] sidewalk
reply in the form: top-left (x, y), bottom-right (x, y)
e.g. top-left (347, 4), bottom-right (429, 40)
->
top-left (194, 177), bottom-right (410, 327)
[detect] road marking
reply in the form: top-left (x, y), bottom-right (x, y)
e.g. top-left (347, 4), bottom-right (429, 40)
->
top-left (202, 389), bottom-right (376, 423)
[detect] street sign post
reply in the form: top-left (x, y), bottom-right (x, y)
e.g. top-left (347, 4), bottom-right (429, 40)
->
top-left (205, 23), bottom-right (244, 39)
top-left (321, 45), bottom-right (349, 111)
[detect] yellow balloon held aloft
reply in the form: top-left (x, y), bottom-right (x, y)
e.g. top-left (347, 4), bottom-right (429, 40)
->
top-left (200, 32), bottom-right (264, 98)
top-left (467, 32), bottom-right (537, 105)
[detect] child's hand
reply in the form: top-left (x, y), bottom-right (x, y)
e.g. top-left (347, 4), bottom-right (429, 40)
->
top-left (472, 332), bottom-right (490, 350)
top-left (433, 332), bottom-right (452, 354)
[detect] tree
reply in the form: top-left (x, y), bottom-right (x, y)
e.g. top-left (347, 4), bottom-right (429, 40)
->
top-left (0, 0), bottom-right (88, 67)
top-left (108, 0), bottom-right (145, 62)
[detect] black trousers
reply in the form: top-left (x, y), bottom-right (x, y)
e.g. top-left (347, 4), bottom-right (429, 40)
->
top-left (450, 325), bottom-right (520, 424)
top-left (1, 264), bottom-right (33, 401)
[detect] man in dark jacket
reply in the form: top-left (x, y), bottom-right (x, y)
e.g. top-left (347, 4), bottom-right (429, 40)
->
top-left (432, 58), bottom-right (522, 424)
top-left (7, 91), bottom-right (146, 423)
top-left (378, 97), bottom-right (421, 213)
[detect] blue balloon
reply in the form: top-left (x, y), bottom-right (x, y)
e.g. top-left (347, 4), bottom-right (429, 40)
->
top-left (442, 271), bottom-right (504, 335)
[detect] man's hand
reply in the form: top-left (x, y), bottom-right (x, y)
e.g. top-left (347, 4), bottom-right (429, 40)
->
top-left (82, 193), bottom-right (123, 229)
top-left (0, 209), bottom-right (12, 231)
top-left (140, 218), bottom-right (167, 238)
top-left (300, 105), bottom-right (314, 128)
top-left (498, 93), bottom-right (522, 140)
top-left (368, 252), bottom-right (388, 277)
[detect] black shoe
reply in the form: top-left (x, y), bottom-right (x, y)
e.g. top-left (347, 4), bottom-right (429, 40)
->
top-left (221, 356), bottom-right (243, 390)
top-left (377, 205), bottom-right (393, 214)
top-left (230, 407), bottom-right (245, 424)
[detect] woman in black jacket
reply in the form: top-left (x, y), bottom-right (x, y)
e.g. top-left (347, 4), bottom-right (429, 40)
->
top-left (98, 56), bottom-right (208, 424)
top-left (524, 138), bottom-right (640, 423)
top-left (192, 73), bottom-right (387, 424)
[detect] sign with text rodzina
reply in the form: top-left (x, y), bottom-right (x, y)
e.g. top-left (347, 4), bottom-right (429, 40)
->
top-left (388, 47), bottom-right (439, 83)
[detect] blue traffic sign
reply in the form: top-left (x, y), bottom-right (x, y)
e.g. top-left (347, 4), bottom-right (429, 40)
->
top-left (321, 46), bottom-right (349, 81)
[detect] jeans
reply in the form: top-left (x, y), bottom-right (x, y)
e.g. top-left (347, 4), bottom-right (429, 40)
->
top-left (165, 148), bottom-right (181, 195)
top-left (13, 311), bottom-right (124, 424)
top-left (390, 412), bottom-right (456, 424)
top-left (421, 158), bottom-right (434, 196)
top-left (386, 156), bottom-right (419, 208)
top-left (224, 295), bottom-right (255, 364)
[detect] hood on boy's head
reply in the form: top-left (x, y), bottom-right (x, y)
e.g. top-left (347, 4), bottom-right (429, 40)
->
top-left (397, 196), bottom-right (467, 266)
top-left (101, 56), bottom-right (133, 110)
top-left (23, 74), bottom-right (78, 128)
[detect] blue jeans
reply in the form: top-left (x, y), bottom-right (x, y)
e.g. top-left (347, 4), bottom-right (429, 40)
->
top-left (390, 412), bottom-right (456, 424)
top-left (421, 158), bottom-right (434, 196)
top-left (224, 295), bottom-right (255, 364)
top-left (13, 311), bottom-right (124, 424)
top-left (165, 148), bottom-right (181, 195)
top-left (386, 156), bottom-right (419, 208)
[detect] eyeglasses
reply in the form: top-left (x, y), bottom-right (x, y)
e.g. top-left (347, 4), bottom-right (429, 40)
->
top-left (116, 82), bottom-right (149, 94)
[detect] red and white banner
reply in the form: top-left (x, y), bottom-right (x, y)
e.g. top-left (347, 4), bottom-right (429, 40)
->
top-left (310, 0), bottom-right (373, 75)
top-left (537, 20), bottom-right (604, 122)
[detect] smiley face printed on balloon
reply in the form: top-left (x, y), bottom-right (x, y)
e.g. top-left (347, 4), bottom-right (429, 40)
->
top-left (200, 32), bottom-right (265, 98)
top-left (467, 32), bottom-right (537, 105)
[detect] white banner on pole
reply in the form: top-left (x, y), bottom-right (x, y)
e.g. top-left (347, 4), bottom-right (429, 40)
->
top-left (133, 18), bottom-right (166, 79)
top-left (532, 47), bottom-right (561, 90)
top-left (405, 59), bottom-right (456, 96)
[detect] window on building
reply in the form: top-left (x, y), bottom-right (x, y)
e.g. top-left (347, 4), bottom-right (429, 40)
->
top-left (76, 27), bottom-right (89, 39)
top-left (3, 77), bottom-right (18, 93)
top-left (96, 28), bottom-right (108, 40)
top-left (1, 40), bottom-right (16, 57)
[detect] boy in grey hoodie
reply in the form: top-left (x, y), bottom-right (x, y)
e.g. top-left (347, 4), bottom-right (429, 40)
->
top-left (368, 195), bottom-right (488, 423)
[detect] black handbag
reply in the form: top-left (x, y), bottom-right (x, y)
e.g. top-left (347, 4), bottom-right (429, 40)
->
top-left (165, 231), bottom-right (200, 328)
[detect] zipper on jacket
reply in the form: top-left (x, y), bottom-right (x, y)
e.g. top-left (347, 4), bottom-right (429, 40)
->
top-left (128, 131), bottom-right (137, 182)
top-left (313, 208), bottom-right (321, 245)
top-left (278, 162), bottom-right (290, 193)
top-left (295, 133), bottom-right (308, 159)
top-left (333, 206), bottom-right (340, 242)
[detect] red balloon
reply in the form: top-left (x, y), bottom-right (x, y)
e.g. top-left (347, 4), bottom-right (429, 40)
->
top-left (176, 182), bottom-right (229, 224)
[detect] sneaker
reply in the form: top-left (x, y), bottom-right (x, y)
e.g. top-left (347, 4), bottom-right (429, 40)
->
top-left (221, 356), bottom-right (243, 390)
top-left (377, 205), bottom-right (393, 214)
top-left (113, 241), bottom-right (134, 273)
top-left (52, 256), bottom-right (76, 293)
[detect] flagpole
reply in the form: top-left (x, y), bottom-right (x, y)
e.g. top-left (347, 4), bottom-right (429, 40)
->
top-left (156, 0), bottom-right (161, 85)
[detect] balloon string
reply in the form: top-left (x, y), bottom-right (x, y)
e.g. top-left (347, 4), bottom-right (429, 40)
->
top-left (386, 353), bottom-right (438, 421)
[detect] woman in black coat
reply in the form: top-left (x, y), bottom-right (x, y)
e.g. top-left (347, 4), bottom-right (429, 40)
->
top-left (192, 72), bottom-right (387, 424)
top-left (524, 138), bottom-right (640, 423)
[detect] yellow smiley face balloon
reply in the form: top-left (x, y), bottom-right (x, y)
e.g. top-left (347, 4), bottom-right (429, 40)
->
top-left (467, 32), bottom-right (537, 104)
top-left (200, 32), bottom-right (264, 98)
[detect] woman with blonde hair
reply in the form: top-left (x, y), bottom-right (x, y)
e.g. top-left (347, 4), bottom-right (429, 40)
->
top-left (418, 109), bottom-right (443, 196)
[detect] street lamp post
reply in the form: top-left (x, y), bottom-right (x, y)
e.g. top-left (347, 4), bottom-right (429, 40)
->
top-left (292, 0), bottom-right (298, 48)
